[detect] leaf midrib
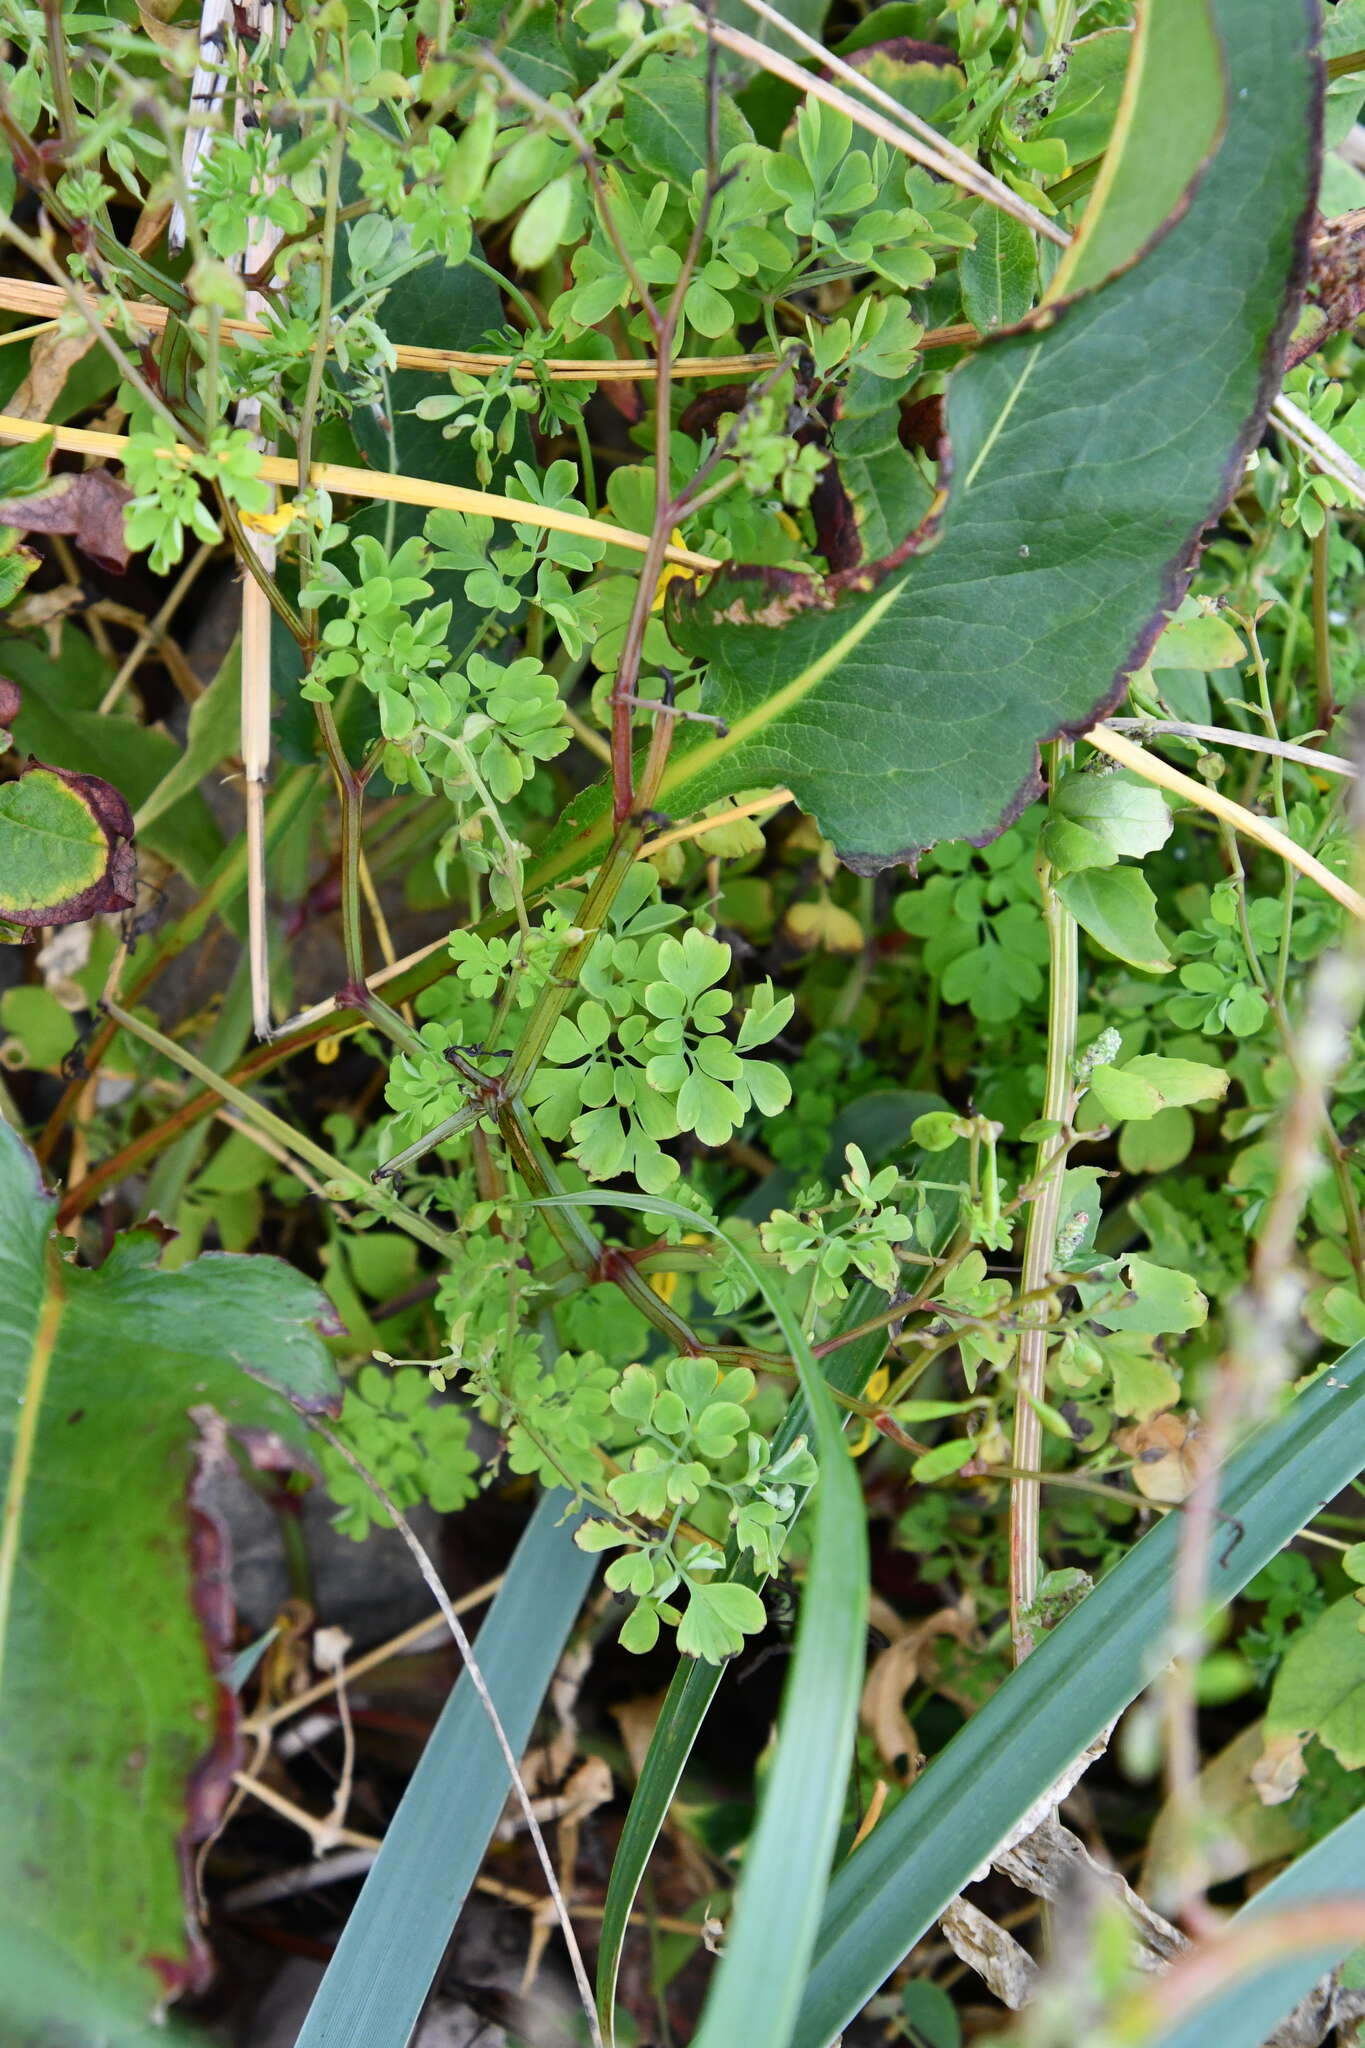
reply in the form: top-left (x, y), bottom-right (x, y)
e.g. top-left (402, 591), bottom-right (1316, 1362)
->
top-left (0, 1248), bottom-right (63, 1699)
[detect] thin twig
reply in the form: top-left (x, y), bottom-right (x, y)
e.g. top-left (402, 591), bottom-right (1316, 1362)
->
top-left (1312, 519), bottom-right (1337, 733)
top-left (103, 997), bottom-right (462, 1258)
top-left (99, 543), bottom-right (215, 714)
top-left (275, 935), bottom-right (449, 1036)
top-left (242, 1576), bottom-right (504, 1734)
top-left (220, 1853), bottom-right (708, 1937)
top-left (1103, 718), bottom-right (1356, 777)
top-left (231, 1768), bottom-right (378, 1852)
top-left (639, 789), bottom-right (794, 856)
top-left (1009, 740), bottom-right (1078, 1663)
top-left (211, 1108), bottom-right (350, 1213)
top-left (313, 1628), bottom-right (357, 1851)
top-left (309, 1423), bottom-right (603, 2048)
top-left (0, 276), bottom-right (973, 378)
top-left (726, 0), bottom-right (1065, 248)
top-left (1273, 392), bottom-right (1365, 504)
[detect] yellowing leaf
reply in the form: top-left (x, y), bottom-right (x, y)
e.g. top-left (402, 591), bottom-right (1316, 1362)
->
top-left (785, 892), bottom-right (866, 953)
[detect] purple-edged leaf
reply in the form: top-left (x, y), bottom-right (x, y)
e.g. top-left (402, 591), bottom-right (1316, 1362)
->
top-left (658, 0), bottom-right (1312, 870)
top-left (0, 759), bottom-right (137, 928)
top-left (0, 1122), bottom-right (342, 2038)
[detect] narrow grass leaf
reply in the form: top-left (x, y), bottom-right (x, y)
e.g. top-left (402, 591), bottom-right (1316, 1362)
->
top-left (792, 1339), bottom-right (1365, 2048)
top-left (1134, 1807), bottom-right (1365, 2048)
top-left (294, 1488), bottom-right (596, 2048)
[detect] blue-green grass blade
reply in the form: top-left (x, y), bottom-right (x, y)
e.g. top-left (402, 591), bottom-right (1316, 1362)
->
top-left (295, 1488), bottom-right (596, 2048)
top-left (794, 1340), bottom-right (1365, 2048)
top-left (1137, 1807), bottom-right (1365, 2048)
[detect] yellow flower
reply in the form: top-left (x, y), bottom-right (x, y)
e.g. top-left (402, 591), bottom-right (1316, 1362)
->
top-left (242, 501), bottom-right (296, 537)
top-left (650, 1230), bottom-right (707, 1304)
top-left (652, 531), bottom-right (698, 611)
top-left (851, 1363), bottom-right (891, 1457)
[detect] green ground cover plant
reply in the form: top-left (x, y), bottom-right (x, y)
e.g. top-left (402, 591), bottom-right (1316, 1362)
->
top-left (6, 0), bottom-right (1365, 2044)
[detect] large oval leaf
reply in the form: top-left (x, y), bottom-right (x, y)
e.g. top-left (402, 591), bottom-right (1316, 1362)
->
top-left (0, 1123), bottom-right (341, 2036)
top-left (664, 0), bottom-right (1316, 868)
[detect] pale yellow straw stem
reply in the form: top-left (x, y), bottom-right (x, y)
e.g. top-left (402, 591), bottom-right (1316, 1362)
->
top-left (1086, 725), bottom-right (1365, 920)
top-left (0, 411), bottom-right (718, 572)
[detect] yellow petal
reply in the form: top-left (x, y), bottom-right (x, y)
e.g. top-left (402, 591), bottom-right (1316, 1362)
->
top-left (651, 530), bottom-right (699, 611)
top-left (242, 501), bottom-right (296, 537)
top-left (852, 1365), bottom-right (891, 1456)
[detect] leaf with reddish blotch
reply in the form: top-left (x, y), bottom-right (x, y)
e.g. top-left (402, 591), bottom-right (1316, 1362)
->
top-left (0, 759), bottom-right (137, 930)
top-left (0, 466), bottom-right (133, 574)
top-left (0, 1123), bottom-right (343, 2040)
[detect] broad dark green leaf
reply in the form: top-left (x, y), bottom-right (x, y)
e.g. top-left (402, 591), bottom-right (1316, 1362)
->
top-left (0, 1122), bottom-right (340, 2040)
top-left (1045, 0), bottom-right (1224, 300)
top-left (455, 0), bottom-right (578, 99)
top-left (792, 1337), bottom-right (1365, 2048)
top-left (832, 368), bottom-right (937, 566)
top-left (621, 69), bottom-right (754, 187)
top-left (294, 1488), bottom-right (598, 2048)
top-left (659, 0), bottom-right (1312, 869)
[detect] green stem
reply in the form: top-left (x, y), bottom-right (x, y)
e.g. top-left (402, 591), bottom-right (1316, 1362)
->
top-left (1312, 518), bottom-right (1336, 735)
top-left (296, 116), bottom-right (349, 498)
top-left (315, 700), bottom-right (367, 991)
top-left (501, 823), bottom-right (643, 1096)
top-left (1008, 740), bottom-right (1079, 1663)
top-left (40, 0), bottom-right (78, 147)
top-left (497, 1098), bottom-right (707, 1357)
top-left (103, 1002), bottom-right (460, 1259)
